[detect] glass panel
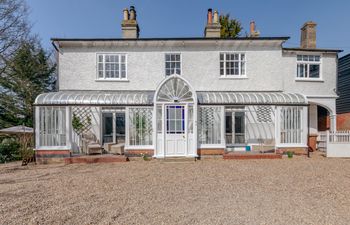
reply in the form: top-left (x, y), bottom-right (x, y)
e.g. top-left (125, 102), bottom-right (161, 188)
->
top-left (241, 62), bottom-right (245, 75)
top-left (128, 108), bottom-right (153, 146)
top-left (188, 105), bottom-right (193, 134)
top-left (115, 113), bottom-right (125, 143)
top-left (157, 106), bottom-right (162, 133)
top-left (165, 54), bottom-right (170, 61)
top-left (103, 113), bottom-right (113, 143)
top-left (39, 107), bottom-right (66, 147)
top-left (309, 64), bottom-right (320, 78)
top-left (234, 112), bottom-right (245, 144)
top-left (280, 106), bottom-right (302, 144)
top-left (156, 77), bottom-right (193, 102)
top-left (199, 107), bottom-right (222, 144)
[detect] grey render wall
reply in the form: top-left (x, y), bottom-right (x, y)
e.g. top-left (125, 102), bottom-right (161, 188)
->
top-left (336, 54), bottom-right (350, 114)
top-left (58, 42), bottom-right (338, 97)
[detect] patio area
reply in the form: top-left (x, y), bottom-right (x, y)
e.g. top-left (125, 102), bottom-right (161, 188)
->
top-left (0, 153), bottom-right (349, 225)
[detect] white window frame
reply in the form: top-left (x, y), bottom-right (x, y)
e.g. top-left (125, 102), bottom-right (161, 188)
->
top-left (165, 53), bottom-right (182, 76)
top-left (125, 106), bottom-right (154, 149)
top-left (96, 53), bottom-right (128, 81)
top-left (198, 105), bottom-right (225, 148)
top-left (219, 52), bottom-right (247, 78)
top-left (35, 106), bottom-right (71, 150)
top-left (296, 54), bottom-right (322, 81)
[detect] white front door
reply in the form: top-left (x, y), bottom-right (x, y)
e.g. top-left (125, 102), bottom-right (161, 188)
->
top-left (165, 105), bottom-right (187, 156)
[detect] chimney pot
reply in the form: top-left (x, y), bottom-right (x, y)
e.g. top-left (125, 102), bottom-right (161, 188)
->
top-left (123, 8), bottom-right (129, 21)
top-left (249, 21), bottom-right (260, 37)
top-left (207, 8), bottom-right (213, 24)
top-left (300, 21), bottom-right (317, 49)
top-left (129, 5), bottom-right (136, 20)
top-left (250, 21), bottom-right (255, 34)
top-left (213, 10), bottom-right (219, 24)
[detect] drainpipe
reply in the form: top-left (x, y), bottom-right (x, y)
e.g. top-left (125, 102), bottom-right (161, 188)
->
top-left (307, 104), bottom-right (310, 158)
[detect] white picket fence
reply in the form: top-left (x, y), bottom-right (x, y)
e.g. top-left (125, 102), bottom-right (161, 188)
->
top-left (317, 130), bottom-right (350, 157)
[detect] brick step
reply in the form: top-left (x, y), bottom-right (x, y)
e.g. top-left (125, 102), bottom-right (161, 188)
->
top-left (157, 157), bottom-right (197, 163)
top-left (64, 154), bottom-right (128, 164)
top-left (223, 153), bottom-right (282, 160)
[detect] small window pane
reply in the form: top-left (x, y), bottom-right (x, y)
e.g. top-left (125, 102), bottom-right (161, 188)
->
top-left (309, 64), bottom-right (320, 78)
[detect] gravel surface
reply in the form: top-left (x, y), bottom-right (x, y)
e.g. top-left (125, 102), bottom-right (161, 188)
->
top-left (1, 153), bottom-right (350, 225)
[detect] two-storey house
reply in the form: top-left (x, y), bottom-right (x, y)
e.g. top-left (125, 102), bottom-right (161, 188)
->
top-left (34, 7), bottom-right (341, 163)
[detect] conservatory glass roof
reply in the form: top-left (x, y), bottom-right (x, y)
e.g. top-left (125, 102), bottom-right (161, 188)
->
top-left (34, 91), bottom-right (154, 105)
top-left (34, 91), bottom-right (307, 106)
top-left (197, 91), bottom-right (307, 105)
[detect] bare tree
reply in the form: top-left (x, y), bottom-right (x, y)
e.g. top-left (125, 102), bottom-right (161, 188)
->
top-left (0, 0), bottom-right (29, 73)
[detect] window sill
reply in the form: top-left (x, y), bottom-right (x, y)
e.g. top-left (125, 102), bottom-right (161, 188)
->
top-left (95, 79), bottom-right (129, 82)
top-left (219, 76), bottom-right (248, 80)
top-left (295, 78), bottom-right (324, 82)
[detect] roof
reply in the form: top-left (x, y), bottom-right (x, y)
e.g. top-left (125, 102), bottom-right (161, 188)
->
top-left (51, 37), bottom-right (290, 42)
top-left (197, 91), bottom-right (307, 105)
top-left (35, 91), bottom-right (307, 106)
top-left (0, 125), bottom-right (33, 134)
top-left (283, 47), bottom-right (342, 53)
top-left (35, 91), bottom-right (154, 106)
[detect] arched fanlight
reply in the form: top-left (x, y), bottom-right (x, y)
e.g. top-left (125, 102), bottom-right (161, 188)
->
top-left (156, 76), bottom-right (194, 102)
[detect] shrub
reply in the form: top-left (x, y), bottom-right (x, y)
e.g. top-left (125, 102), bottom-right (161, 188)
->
top-left (0, 138), bottom-right (20, 163)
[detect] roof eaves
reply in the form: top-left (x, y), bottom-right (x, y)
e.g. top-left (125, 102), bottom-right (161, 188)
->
top-left (283, 47), bottom-right (342, 53)
top-left (51, 36), bottom-right (290, 42)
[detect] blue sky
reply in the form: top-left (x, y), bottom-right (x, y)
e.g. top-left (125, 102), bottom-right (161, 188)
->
top-left (26, 0), bottom-right (350, 56)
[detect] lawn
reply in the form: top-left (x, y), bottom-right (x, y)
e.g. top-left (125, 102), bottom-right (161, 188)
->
top-left (0, 154), bottom-right (350, 225)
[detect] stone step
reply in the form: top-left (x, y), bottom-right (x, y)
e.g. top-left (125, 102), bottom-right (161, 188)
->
top-left (223, 153), bottom-right (282, 160)
top-left (157, 157), bottom-right (197, 163)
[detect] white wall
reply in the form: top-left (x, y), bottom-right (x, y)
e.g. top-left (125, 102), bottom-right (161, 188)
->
top-left (57, 41), bottom-right (338, 98)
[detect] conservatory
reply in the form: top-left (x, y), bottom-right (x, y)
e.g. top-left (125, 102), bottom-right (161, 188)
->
top-left (34, 75), bottom-right (308, 158)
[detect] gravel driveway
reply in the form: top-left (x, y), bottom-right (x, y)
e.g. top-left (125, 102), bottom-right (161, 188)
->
top-left (1, 154), bottom-right (350, 225)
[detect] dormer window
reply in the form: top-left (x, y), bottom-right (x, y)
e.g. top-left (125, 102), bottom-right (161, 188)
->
top-left (165, 53), bottom-right (181, 76)
top-left (220, 53), bottom-right (246, 77)
top-left (97, 53), bottom-right (127, 80)
top-left (296, 55), bottom-right (321, 79)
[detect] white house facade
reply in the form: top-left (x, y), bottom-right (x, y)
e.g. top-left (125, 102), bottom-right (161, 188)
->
top-left (34, 7), bottom-right (341, 162)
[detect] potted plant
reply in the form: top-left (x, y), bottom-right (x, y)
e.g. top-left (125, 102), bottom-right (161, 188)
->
top-left (287, 151), bottom-right (294, 158)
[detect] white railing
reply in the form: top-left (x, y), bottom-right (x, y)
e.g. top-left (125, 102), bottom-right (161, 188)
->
top-left (317, 131), bottom-right (327, 152)
top-left (324, 130), bottom-right (350, 157)
top-left (328, 130), bottom-right (350, 143)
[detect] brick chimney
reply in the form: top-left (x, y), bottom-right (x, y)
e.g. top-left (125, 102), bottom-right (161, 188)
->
top-left (121, 6), bottom-right (139, 39)
top-left (300, 21), bottom-right (316, 49)
top-left (249, 21), bottom-right (260, 37)
top-left (204, 9), bottom-right (221, 38)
